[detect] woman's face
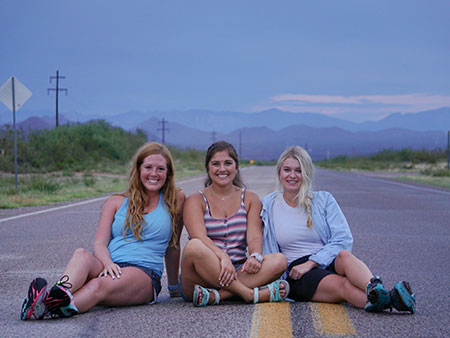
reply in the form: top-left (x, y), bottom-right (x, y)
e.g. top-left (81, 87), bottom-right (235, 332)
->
top-left (140, 154), bottom-right (168, 193)
top-left (279, 157), bottom-right (302, 194)
top-left (207, 150), bottom-right (236, 187)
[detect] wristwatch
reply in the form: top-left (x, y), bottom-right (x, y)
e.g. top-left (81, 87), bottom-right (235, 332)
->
top-left (250, 252), bottom-right (264, 263)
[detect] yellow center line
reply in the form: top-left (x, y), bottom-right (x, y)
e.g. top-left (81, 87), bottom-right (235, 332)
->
top-left (310, 302), bottom-right (356, 335)
top-left (250, 303), bottom-right (292, 338)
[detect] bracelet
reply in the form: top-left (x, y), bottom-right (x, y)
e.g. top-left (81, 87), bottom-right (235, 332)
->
top-left (168, 284), bottom-right (180, 297)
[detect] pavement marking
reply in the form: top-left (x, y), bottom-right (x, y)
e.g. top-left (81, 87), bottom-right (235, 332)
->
top-left (0, 196), bottom-right (108, 223)
top-left (250, 303), bottom-right (292, 338)
top-left (0, 175), bottom-right (206, 224)
top-left (310, 302), bottom-right (356, 336)
top-left (372, 176), bottom-right (450, 196)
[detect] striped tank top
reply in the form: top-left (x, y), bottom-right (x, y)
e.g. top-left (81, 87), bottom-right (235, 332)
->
top-left (200, 188), bottom-right (248, 263)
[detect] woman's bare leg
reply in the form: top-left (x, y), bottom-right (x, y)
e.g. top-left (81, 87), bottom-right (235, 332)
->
top-left (72, 267), bottom-right (154, 313)
top-left (181, 239), bottom-right (287, 304)
top-left (60, 248), bottom-right (104, 293)
top-left (311, 274), bottom-right (367, 308)
top-left (334, 250), bottom-right (372, 291)
top-left (236, 253), bottom-right (286, 289)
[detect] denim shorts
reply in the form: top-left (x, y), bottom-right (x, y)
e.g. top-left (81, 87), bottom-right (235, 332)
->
top-left (116, 262), bottom-right (162, 302)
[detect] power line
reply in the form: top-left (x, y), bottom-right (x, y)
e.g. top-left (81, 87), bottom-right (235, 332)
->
top-left (47, 70), bottom-right (67, 127)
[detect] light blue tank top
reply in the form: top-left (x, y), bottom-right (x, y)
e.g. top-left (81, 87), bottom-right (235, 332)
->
top-left (107, 194), bottom-right (172, 277)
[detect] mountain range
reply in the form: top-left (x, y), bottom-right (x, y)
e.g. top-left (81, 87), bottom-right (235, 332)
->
top-left (3, 107), bottom-right (449, 160)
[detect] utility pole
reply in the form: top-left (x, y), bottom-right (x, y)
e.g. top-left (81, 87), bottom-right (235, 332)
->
top-left (158, 118), bottom-right (169, 144)
top-left (447, 130), bottom-right (449, 170)
top-left (239, 131), bottom-right (242, 158)
top-left (48, 70), bottom-right (67, 127)
top-left (211, 131), bottom-right (216, 143)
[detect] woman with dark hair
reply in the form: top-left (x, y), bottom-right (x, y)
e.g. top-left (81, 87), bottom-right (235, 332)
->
top-left (21, 142), bottom-right (185, 320)
top-left (261, 145), bottom-right (416, 313)
top-left (180, 141), bottom-right (288, 306)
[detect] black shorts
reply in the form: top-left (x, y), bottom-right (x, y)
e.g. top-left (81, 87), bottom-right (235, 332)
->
top-left (115, 262), bottom-right (162, 296)
top-left (286, 255), bottom-right (337, 302)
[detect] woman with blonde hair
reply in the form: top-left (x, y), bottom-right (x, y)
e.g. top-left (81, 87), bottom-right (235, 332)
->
top-left (180, 141), bottom-right (288, 306)
top-left (261, 145), bottom-right (416, 313)
top-left (21, 142), bottom-right (185, 320)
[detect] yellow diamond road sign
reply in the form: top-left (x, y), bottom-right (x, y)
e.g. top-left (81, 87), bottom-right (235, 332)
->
top-left (0, 76), bottom-right (32, 112)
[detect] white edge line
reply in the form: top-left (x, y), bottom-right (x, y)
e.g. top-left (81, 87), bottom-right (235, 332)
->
top-left (0, 196), bottom-right (108, 223)
top-left (372, 176), bottom-right (450, 196)
top-left (0, 175), bottom-right (208, 224)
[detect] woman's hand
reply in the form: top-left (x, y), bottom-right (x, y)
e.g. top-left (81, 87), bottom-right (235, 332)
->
top-left (241, 257), bottom-right (262, 274)
top-left (98, 263), bottom-right (122, 280)
top-left (289, 260), bottom-right (318, 280)
top-left (218, 256), bottom-right (237, 287)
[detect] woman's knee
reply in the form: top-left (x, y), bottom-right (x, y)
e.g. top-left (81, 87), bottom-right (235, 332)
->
top-left (337, 249), bottom-right (353, 261)
top-left (336, 250), bottom-right (356, 268)
top-left (264, 253), bottom-right (287, 274)
top-left (182, 238), bottom-right (208, 260)
top-left (71, 248), bottom-right (93, 262)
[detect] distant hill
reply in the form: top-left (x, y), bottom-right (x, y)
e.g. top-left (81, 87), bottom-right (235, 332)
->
top-left (5, 106), bottom-right (450, 133)
top-left (358, 107), bottom-right (450, 131)
top-left (137, 120), bottom-right (446, 160)
top-left (3, 107), bottom-right (448, 160)
top-left (18, 116), bottom-right (52, 131)
top-left (101, 107), bottom-right (449, 133)
top-left (184, 125), bottom-right (446, 161)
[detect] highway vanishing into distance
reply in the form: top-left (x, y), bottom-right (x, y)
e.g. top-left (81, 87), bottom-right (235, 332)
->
top-left (1, 166), bottom-right (449, 337)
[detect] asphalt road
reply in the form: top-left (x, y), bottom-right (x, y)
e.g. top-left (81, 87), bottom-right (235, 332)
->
top-left (1, 166), bottom-right (449, 337)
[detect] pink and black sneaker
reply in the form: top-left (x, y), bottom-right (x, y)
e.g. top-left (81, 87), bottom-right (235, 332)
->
top-left (20, 278), bottom-right (48, 320)
top-left (45, 275), bottom-right (79, 318)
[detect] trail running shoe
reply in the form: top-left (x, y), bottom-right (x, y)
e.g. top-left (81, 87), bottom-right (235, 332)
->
top-left (364, 276), bottom-right (391, 312)
top-left (21, 278), bottom-right (48, 320)
top-left (390, 281), bottom-right (416, 314)
top-left (45, 275), bottom-right (78, 318)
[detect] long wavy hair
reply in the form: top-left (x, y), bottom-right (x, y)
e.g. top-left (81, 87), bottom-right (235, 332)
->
top-left (123, 142), bottom-right (179, 246)
top-left (276, 145), bottom-right (315, 227)
top-left (204, 141), bottom-right (246, 188)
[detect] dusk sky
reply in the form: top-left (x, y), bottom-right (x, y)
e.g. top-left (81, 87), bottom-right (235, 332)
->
top-left (1, 0), bottom-right (449, 123)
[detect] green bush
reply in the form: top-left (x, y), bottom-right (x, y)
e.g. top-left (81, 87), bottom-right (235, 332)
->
top-left (83, 176), bottom-right (96, 187)
top-left (316, 148), bottom-right (449, 174)
top-left (431, 169), bottom-right (450, 177)
top-left (369, 148), bottom-right (446, 163)
top-left (0, 120), bottom-right (147, 173)
top-left (28, 176), bottom-right (61, 192)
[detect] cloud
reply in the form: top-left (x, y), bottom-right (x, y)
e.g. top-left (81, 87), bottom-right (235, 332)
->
top-left (256, 93), bottom-right (450, 121)
top-left (271, 93), bottom-right (450, 106)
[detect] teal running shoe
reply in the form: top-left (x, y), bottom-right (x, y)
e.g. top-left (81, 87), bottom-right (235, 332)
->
top-left (390, 281), bottom-right (416, 314)
top-left (364, 276), bottom-right (391, 312)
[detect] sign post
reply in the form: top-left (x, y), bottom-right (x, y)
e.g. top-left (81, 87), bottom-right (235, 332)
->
top-left (447, 130), bottom-right (449, 170)
top-left (0, 76), bottom-right (32, 188)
